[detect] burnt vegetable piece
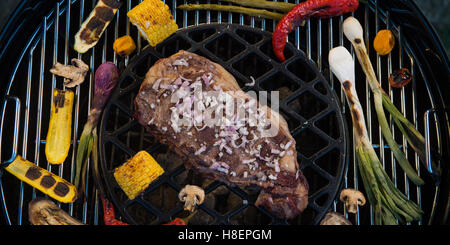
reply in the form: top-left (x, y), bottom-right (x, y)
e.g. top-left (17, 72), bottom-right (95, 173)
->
top-left (29, 199), bottom-right (84, 225)
top-left (74, 62), bottom-right (119, 194)
top-left (272, 0), bottom-right (359, 62)
top-left (4, 156), bottom-right (77, 203)
top-left (45, 89), bottom-right (74, 164)
top-left (329, 46), bottom-right (422, 225)
top-left (389, 68), bottom-right (412, 88)
top-left (74, 0), bottom-right (122, 53)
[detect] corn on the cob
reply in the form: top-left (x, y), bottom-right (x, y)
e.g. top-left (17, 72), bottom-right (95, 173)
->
top-left (45, 89), bottom-right (74, 165)
top-left (127, 0), bottom-right (178, 47)
top-left (113, 151), bottom-right (164, 200)
top-left (4, 156), bottom-right (77, 203)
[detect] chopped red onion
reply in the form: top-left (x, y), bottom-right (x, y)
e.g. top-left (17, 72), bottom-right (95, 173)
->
top-left (174, 77), bottom-right (183, 85)
top-left (195, 145), bottom-right (207, 155)
top-left (153, 78), bottom-right (163, 90)
top-left (220, 162), bottom-right (230, 169)
top-left (217, 167), bottom-right (229, 174)
top-left (173, 58), bottom-right (188, 66)
top-left (202, 74), bottom-right (211, 86)
top-left (242, 158), bottom-right (256, 164)
top-left (271, 149), bottom-right (281, 155)
top-left (210, 162), bottom-right (220, 170)
top-left (147, 118), bottom-right (154, 125)
top-left (284, 140), bottom-right (294, 150)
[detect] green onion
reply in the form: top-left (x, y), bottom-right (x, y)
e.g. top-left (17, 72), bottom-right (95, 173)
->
top-left (177, 4), bottom-right (286, 20)
top-left (343, 16), bottom-right (425, 186)
top-left (74, 62), bottom-right (119, 194)
top-left (329, 46), bottom-right (422, 225)
top-left (219, 0), bottom-right (295, 13)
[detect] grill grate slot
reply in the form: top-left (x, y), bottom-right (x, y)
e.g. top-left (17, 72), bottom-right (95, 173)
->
top-left (0, 0), bottom-right (444, 225)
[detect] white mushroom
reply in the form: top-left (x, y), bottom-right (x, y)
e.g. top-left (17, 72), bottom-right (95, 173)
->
top-left (320, 212), bottom-right (352, 225)
top-left (339, 188), bottom-right (366, 214)
top-left (178, 185), bottom-right (205, 212)
top-left (50, 58), bottom-right (89, 88)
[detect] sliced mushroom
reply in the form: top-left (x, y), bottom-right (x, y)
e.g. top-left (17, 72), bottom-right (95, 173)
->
top-left (340, 188), bottom-right (366, 214)
top-left (50, 58), bottom-right (89, 88)
top-left (178, 185), bottom-right (205, 212)
top-left (320, 212), bottom-right (352, 225)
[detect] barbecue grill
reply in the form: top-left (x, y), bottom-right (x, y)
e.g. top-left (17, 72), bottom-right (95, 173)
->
top-left (0, 0), bottom-right (448, 225)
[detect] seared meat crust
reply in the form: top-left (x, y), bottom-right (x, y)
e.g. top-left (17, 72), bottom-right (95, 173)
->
top-left (134, 50), bottom-right (308, 219)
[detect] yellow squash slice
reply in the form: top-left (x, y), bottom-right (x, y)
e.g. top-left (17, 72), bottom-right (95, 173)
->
top-left (45, 89), bottom-right (74, 165)
top-left (4, 156), bottom-right (77, 203)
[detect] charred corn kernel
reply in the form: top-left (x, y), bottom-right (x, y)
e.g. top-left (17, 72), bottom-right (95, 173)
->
top-left (373, 29), bottom-right (395, 56)
top-left (127, 0), bottom-right (178, 47)
top-left (4, 156), bottom-right (77, 203)
top-left (45, 89), bottom-right (74, 165)
top-left (113, 35), bottom-right (136, 57)
top-left (114, 151), bottom-right (164, 200)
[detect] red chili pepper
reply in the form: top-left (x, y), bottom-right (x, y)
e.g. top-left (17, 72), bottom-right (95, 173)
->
top-left (163, 218), bottom-right (187, 225)
top-left (163, 210), bottom-right (198, 225)
top-left (273, 0), bottom-right (359, 61)
top-left (100, 196), bottom-right (129, 225)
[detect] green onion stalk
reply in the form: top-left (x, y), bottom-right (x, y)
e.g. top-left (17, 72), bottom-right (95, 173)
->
top-left (177, 4), bottom-right (286, 20)
top-left (329, 46), bottom-right (423, 225)
top-left (74, 62), bottom-right (119, 195)
top-left (342, 16), bottom-right (434, 186)
top-left (218, 0), bottom-right (296, 13)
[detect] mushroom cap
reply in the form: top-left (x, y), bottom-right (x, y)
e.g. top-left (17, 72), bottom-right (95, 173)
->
top-left (178, 185), bottom-right (205, 204)
top-left (339, 188), bottom-right (366, 205)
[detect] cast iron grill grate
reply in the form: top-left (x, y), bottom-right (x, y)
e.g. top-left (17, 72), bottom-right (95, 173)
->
top-left (0, 0), bottom-right (448, 225)
top-left (99, 24), bottom-right (347, 225)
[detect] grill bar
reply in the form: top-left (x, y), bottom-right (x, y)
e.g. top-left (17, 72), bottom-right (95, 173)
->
top-left (0, 0), bottom-right (444, 225)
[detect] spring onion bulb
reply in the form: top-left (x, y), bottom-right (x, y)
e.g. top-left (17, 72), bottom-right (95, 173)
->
top-left (329, 46), bottom-right (422, 225)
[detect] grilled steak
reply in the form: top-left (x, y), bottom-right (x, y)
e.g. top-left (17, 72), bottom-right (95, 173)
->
top-left (134, 50), bottom-right (309, 219)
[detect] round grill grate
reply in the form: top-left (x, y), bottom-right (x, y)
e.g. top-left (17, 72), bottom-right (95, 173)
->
top-left (99, 24), bottom-right (348, 225)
